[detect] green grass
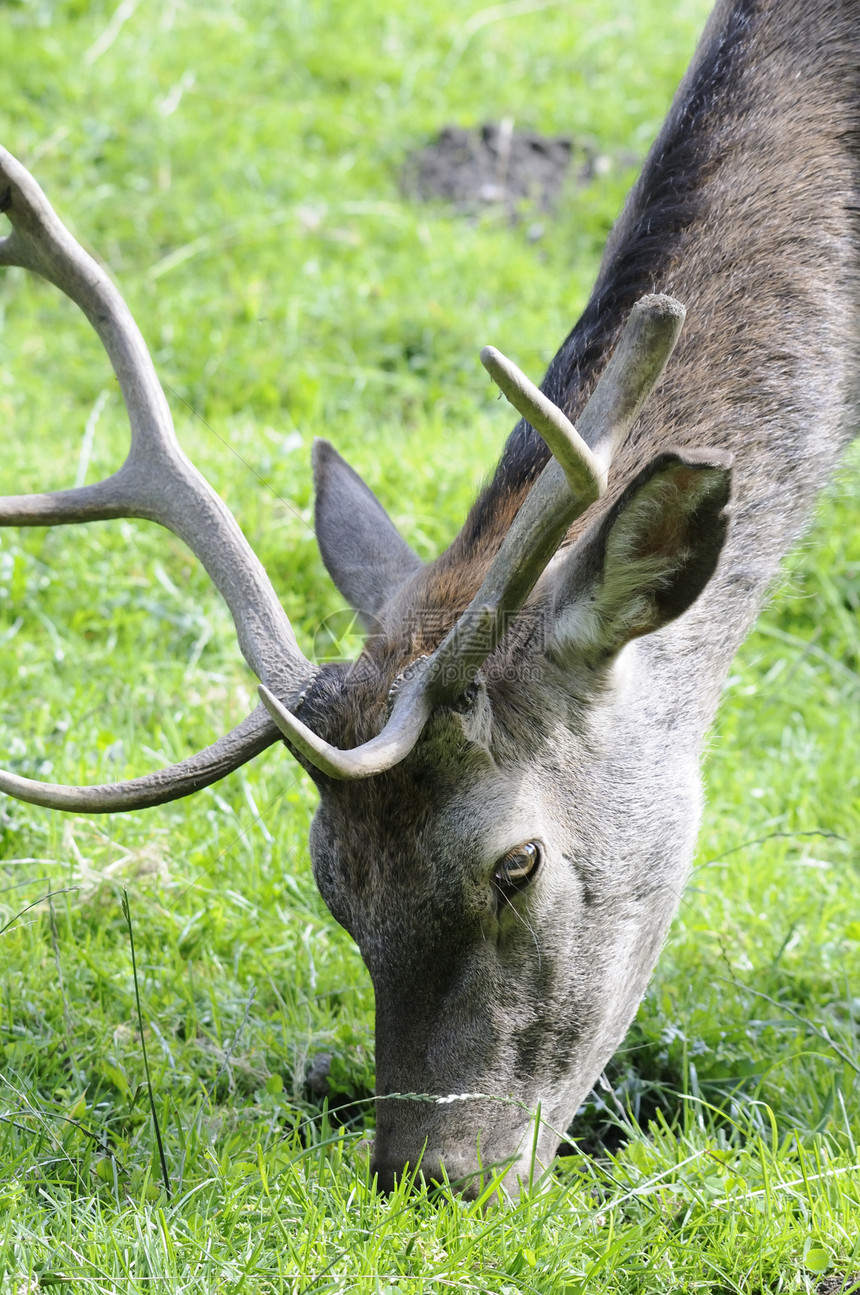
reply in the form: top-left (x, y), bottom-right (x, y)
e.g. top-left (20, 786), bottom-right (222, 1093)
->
top-left (1, 0), bottom-right (859, 1289)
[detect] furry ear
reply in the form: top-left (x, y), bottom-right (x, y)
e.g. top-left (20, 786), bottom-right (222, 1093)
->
top-left (546, 451), bottom-right (732, 664)
top-left (313, 440), bottom-right (423, 630)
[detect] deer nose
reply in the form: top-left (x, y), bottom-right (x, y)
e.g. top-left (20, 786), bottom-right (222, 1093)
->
top-left (370, 1149), bottom-right (485, 1199)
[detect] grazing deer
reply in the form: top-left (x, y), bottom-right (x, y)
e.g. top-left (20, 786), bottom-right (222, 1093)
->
top-left (0, 0), bottom-right (857, 1196)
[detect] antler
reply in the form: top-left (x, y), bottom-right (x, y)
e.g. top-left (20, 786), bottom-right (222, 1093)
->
top-left (0, 146), bottom-right (684, 800)
top-left (260, 294), bottom-right (686, 779)
top-left (0, 144), bottom-right (316, 810)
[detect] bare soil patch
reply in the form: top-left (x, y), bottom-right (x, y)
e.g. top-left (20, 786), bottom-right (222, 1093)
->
top-left (403, 120), bottom-right (610, 224)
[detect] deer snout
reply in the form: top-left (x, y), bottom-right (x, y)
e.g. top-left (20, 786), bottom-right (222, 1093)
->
top-left (370, 1145), bottom-right (488, 1200)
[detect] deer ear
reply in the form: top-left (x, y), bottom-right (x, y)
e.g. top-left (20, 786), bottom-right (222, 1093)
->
top-left (313, 439), bottom-right (423, 630)
top-left (546, 452), bottom-right (732, 663)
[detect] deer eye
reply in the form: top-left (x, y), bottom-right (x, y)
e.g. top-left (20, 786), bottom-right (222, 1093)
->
top-left (493, 841), bottom-right (542, 897)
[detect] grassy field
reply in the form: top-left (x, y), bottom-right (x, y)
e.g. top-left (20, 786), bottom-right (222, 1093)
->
top-left (1, 0), bottom-right (859, 1289)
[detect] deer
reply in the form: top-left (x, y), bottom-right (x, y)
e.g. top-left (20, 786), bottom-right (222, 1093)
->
top-left (0, 0), bottom-right (857, 1198)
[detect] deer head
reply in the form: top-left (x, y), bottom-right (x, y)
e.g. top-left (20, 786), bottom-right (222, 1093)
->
top-left (0, 134), bottom-right (734, 1196)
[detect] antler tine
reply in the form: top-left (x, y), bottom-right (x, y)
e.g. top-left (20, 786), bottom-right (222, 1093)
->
top-left (0, 145), bottom-right (315, 811)
top-left (478, 346), bottom-right (606, 499)
top-left (0, 705), bottom-right (281, 812)
top-left (259, 676), bottom-right (434, 781)
top-left (261, 295), bottom-right (686, 779)
top-left (0, 145), bottom-right (311, 696)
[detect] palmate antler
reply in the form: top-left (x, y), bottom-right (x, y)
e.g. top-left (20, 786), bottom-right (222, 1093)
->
top-left (0, 145), bottom-right (683, 802)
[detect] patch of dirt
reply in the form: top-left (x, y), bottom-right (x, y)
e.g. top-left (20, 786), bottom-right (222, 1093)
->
top-left (818, 1278), bottom-right (860, 1295)
top-left (403, 120), bottom-right (618, 226)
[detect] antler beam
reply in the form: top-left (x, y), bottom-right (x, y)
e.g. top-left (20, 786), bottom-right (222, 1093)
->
top-left (0, 706), bottom-right (280, 812)
top-left (0, 145), bottom-right (310, 694)
top-left (0, 145), bottom-right (313, 809)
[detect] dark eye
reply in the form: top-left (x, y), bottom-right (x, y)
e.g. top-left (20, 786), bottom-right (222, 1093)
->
top-left (493, 841), bottom-right (542, 898)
